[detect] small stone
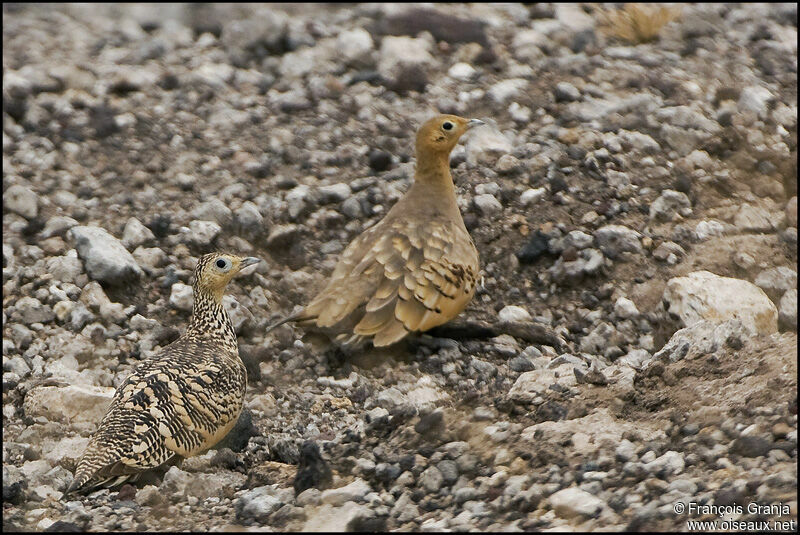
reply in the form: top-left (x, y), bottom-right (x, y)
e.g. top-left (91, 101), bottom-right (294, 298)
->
top-left (785, 197), bottom-right (797, 227)
top-left (70, 226), bottom-right (144, 284)
top-left (521, 188), bottom-right (546, 206)
top-left (694, 220), bottom-right (726, 241)
top-left (731, 436), bottom-right (771, 458)
top-left (734, 204), bottom-right (773, 232)
top-left (498, 305), bottom-right (531, 323)
top-left (23, 384), bottom-right (115, 424)
top-left (650, 190), bottom-right (692, 222)
top-left (554, 81), bottom-right (580, 102)
top-left (187, 220), bottom-right (221, 246)
top-left (13, 296), bottom-right (55, 324)
top-left (754, 267), bottom-right (797, 302)
top-left (663, 270), bottom-right (778, 335)
top-left (320, 478), bottom-right (371, 506)
top-left (4, 184), bottom-right (39, 219)
top-left (549, 487), bottom-right (606, 519)
top-left (419, 466), bottom-right (444, 493)
top-left (474, 193), bottom-right (502, 215)
top-left (614, 297), bottom-right (639, 319)
top-left (448, 62), bottom-right (478, 82)
top-left (368, 150), bottom-right (392, 172)
top-left (594, 225), bottom-right (642, 259)
top-left (169, 283), bottom-right (194, 312)
top-left (779, 289), bottom-right (797, 331)
top-left (122, 217), bottom-right (155, 250)
top-left (488, 78), bottom-right (528, 104)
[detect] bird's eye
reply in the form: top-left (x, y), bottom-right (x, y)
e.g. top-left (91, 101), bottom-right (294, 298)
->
top-left (442, 121), bottom-right (454, 131)
top-left (215, 258), bottom-right (230, 270)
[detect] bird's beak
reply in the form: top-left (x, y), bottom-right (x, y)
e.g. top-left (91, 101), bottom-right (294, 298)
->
top-left (239, 257), bottom-right (262, 269)
top-left (466, 119), bottom-right (485, 130)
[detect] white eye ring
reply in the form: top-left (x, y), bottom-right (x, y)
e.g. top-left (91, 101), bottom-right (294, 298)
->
top-left (442, 121), bottom-right (454, 131)
top-left (215, 258), bottom-right (231, 271)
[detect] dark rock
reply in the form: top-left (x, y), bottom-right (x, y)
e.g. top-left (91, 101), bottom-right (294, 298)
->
top-left (89, 104), bottom-right (120, 138)
top-left (368, 150), bottom-right (392, 172)
top-left (146, 214), bottom-right (172, 238)
top-left (376, 8), bottom-right (489, 46)
top-left (730, 436), bottom-right (772, 458)
top-left (44, 521), bottom-right (83, 532)
top-left (239, 345), bottom-right (266, 383)
top-left (215, 408), bottom-right (257, 452)
top-left (415, 409), bottom-right (444, 435)
top-left (516, 231), bottom-right (551, 264)
top-left (293, 441), bottom-right (333, 494)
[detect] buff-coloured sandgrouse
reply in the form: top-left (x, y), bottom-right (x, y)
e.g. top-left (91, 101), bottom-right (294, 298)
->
top-left (66, 252), bottom-right (261, 494)
top-left (268, 114), bottom-right (484, 347)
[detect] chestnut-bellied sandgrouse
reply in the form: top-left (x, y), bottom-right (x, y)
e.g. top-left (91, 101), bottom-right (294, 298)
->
top-left (67, 252), bottom-right (261, 494)
top-left (268, 114), bottom-right (484, 347)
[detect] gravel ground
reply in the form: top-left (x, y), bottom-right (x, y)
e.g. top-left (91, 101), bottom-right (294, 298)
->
top-left (2, 3), bottom-right (797, 532)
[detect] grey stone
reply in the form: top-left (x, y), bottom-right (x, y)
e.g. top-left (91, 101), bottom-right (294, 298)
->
top-left (121, 217), bottom-right (155, 250)
top-left (554, 81), bottom-right (580, 102)
top-left (46, 256), bottom-right (84, 284)
top-left (734, 204), bottom-right (773, 232)
top-left (70, 226), bottom-right (143, 284)
top-left (169, 282), bottom-right (194, 312)
top-left (4, 184), bottom-right (39, 219)
top-left (650, 190), bottom-right (692, 222)
top-left (473, 193), bottom-right (503, 215)
top-left (186, 220), bottom-right (222, 246)
top-left (236, 201), bottom-right (264, 234)
top-left (594, 225), bottom-right (642, 258)
top-left (12, 297), bottom-right (55, 324)
top-left (754, 267), bottom-right (797, 302)
top-left (320, 478), bottom-right (371, 506)
top-left (549, 487), bottom-right (606, 518)
top-left (779, 289), bottom-right (797, 331)
top-left (419, 466), bottom-right (444, 492)
top-left (663, 271), bottom-right (778, 334)
top-left (236, 485), bottom-right (283, 522)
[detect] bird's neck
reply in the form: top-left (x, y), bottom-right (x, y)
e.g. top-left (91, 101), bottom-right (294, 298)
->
top-left (185, 286), bottom-right (238, 353)
top-left (412, 149), bottom-right (458, 205)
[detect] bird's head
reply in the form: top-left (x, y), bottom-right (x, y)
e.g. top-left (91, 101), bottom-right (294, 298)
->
top-left (193, 252), bottom-right (261, 301)
top-left (415, 114), bottom-right (485, 157)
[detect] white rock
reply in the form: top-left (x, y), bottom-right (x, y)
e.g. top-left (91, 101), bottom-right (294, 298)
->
top-left (378, 35), bottom-right (435, 79)
top-left (498, 305), bottom-right (531, 323)
top-left (663, 271), bottom-right (778, 335)
top-left (473, 193), bottom-right (502, 215)
top-left (187, 220), bottom-right (222, 246)
top-left (336, 28), bottom-right (374, 66)
top-left (487, 78), bottom-right (528, 104)
top-left (465, 126), bottom-right (513, 166)
top-left (779, 289), bottom-right (797, 330)
top-left (4, 184), bottom-right (39, 219)
top-left (738, 85), bottom-right (774, 118)
top-left (754, 267), bottom-right (797, 300)
top-left (302, 502), bottom-right (372, 532)
top-left (521, 188), bottom-right (546, 205)
top-left (695, 220), bottom-right (726, 241)
top-left (320, 478), bottom-right (371, 506)
top-left (734, 204), bottom-right (774, 232)
top-left (70, 226), bottom-right (144, 284)
top-left (614, 297), bottom-right (639, 319)
top-left (508, 365), bottom-right (576, 403)
top-left (23, 384), bottom-right (114, 424)
top-left (122, 217), bottom-right (155, 250)
top-left (169, 282), bottom-right (194, 312)
top-left (448, 62), bottom-right (478, 82)
top-left (649, 190), bottom-right (692, 221)
top-left (549, 487), bottom-right (606, 518)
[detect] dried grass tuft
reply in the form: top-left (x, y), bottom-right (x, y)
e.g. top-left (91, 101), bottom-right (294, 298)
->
top-left (596, 3), bottom-right (682, 44)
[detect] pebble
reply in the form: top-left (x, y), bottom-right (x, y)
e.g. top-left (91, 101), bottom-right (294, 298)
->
top-left (594, 225), bottom-right (642, 259)
top-left (70, 226), bottom-right (144, 284)
top-left (122, 217), bottom-right (155, 250)
top-left (663, 270), bottom-right (778, 334)
top-left (4, 184), bottom-right (39, 219)
top-left (498, 305), bottom-right (531, 323)
top-left (754, 267), bottom-right (797, 302)
top-left (473, 193), bottom-right (503, 215)
top-left (649, 190), bottom-right (692, 221)
top-left (778, 289), bottom-right (797, 330)
top-left (320, 478), bottom-right (371, 506)
top-left (548, 487), bottom-right (606, 519)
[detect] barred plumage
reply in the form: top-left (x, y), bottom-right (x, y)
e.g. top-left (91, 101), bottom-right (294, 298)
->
top-left (66, 253), bottom-right (261, 495)
top-left (268, 115), bottom-right (483, 347)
